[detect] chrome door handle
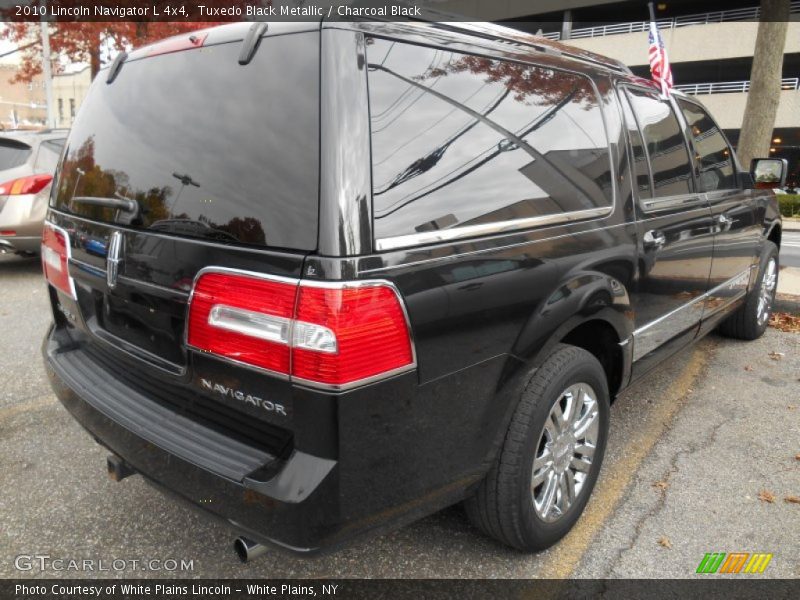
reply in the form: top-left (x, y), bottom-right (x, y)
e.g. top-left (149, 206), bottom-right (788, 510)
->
top-left (643, 230), bottom-right (666, 250)
top-left (718, 214), bottom-right (733, 229)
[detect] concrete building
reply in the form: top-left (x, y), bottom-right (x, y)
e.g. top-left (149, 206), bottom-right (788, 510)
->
top-left (52, 66), bottom-right (91, 129)
top-left (436, 0), bottom-right (800, 187)
top-left (0, 65), bottom-right (46, 129)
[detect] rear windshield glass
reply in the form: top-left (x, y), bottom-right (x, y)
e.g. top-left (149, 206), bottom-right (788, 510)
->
top-left (52, 33), bottom-right (319, 250)
top-left (0, 138), bottom-right (32, 171)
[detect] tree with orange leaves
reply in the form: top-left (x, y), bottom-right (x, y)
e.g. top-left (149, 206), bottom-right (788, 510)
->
top-left (0, 1), bottom-right (253, 82)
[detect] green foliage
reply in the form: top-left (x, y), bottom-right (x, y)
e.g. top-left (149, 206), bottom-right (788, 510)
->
top-left (778, 195), bottom-right (800, 218)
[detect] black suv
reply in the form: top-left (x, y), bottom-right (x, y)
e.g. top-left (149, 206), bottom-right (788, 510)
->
top-left (42, 21), bottom-right (784, 557)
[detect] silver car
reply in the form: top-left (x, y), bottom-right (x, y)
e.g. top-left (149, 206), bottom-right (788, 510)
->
top-left (0, 129), bottom-right (67, 255)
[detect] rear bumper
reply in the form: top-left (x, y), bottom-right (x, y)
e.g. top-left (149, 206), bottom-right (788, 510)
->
top-left (0, 235), bottom-right (40, 253)
top-left (0, 193), bottom-right (44, 253)
top-left (43, 327), bottom-right (342, 553)
top-left (43, 323), bottom-right (489, 553)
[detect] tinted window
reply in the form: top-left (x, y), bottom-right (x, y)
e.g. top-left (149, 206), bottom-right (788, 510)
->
top-left (677, 99), bottom-right (736, 192)
top-left (625, 88), bottom-right (693, 198)
top-left (35, 139), bottom-right (66, 172)
top-left (0, 138), bottom-right (32, 171)
top-left (619, 91), bottom-right (652, 200)
top-left (367, 39), bottom-right (613, 241)
top-left (53, 34), bottom-right (319, 250)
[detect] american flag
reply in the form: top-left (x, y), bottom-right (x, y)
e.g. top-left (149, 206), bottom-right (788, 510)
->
top-left (648, 22), bottom-right (673, 97)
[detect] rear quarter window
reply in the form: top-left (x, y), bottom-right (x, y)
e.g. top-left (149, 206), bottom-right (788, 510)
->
top-left (366, 39), bottom-right (614, 245)
top-left (0, 138), bottom-right (32, 171)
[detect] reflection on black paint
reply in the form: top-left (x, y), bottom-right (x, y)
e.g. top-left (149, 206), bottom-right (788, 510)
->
top-left (624, 88), bottom-right (694, 198)
top-left (53, 34), bottom-right (319, 250)
top-left (367, 39), bottom-right (614, 240)
top-left (677, 99), bottom-right (736, 193)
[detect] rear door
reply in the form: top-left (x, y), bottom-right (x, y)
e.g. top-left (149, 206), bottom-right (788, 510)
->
top-left (47, 28), bottom-right (320, 438)
top-left (619, 86), bottom-right (714, 372)
top-left (675, 97), bottom-right (760, 319)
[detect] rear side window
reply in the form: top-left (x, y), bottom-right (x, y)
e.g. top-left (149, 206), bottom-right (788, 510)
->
top-left (0, 138), bottom-right (32, 171)
top-left (35, 139), bottom-right (66, 172)
top-left (53, 34), bottom-right (319, 250)
top-left (677, 99), bottom-right (736, 192)
top-left (624, 88), bottom-right (694, 198)
top-left (366, 39), bottom-right (613, 243)
top-left (618, 91), bottom-right (652, 200)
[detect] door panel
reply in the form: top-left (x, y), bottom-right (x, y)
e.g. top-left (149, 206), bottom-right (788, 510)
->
top-left (675, 98), bottom-right (760, 319)
top-left (618, 87), bottom-right (714, 370)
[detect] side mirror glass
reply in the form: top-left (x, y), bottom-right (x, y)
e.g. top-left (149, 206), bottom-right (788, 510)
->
top-left (751, 158), bottom-right (788, 190)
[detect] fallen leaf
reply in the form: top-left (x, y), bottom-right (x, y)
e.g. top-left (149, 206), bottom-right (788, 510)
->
top-left (768, 351), bottom-right (785, 361)
top-left (785, 496), bottom-right (800, 505)
top-left (769, 312), bottom-right (800, 333)
top-left (744, 365), bottom-right (754, 371)
top-left (658, 536), bottom-right (672, 549)
top-left (652, 481), bottom-right (669, 490)
top-left (789, 406), bottom-right (798, 411)
top-left (795, 453), bottom-right (800, 461)
top-left (758, 490), bottom-right (776, 504)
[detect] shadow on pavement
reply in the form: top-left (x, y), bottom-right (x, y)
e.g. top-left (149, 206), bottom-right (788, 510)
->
top-left (0, 253), bottom-right (42, 275)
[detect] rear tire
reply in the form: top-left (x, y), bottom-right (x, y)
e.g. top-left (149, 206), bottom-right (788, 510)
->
top-left (718, 241), bottom-right (778, 341)
top-left (465, 344), bottom-right (610, 551)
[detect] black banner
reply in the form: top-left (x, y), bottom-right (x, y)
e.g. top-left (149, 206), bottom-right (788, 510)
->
top-left (4, 579), bottom-right (800, 600)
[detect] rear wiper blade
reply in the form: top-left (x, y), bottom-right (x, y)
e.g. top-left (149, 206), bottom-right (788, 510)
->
top-left (71, 196), bottom-right (137, 213)
top-left (238, 22), bottom-right (268, 65)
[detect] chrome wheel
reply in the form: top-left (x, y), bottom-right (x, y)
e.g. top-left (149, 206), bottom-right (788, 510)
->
top-left (532, 383), bottom-right (600, 522)
top-left (757, 258), bottom-right (777, 326)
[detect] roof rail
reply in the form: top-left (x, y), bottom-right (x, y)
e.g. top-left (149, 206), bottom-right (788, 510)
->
top-left (429, 21), bottom-right (632, 74)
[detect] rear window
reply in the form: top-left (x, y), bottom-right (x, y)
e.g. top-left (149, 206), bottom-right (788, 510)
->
top-left (366, 39), bottom-right (613, 243)
top-left (0, 138), bottom-right (32, 171)
top-left (53, 33), bottom-right (319, 250)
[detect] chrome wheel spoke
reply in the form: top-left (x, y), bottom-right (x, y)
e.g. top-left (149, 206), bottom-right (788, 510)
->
top-left (572, 401), bottom-right (598, 439)
top-left (570, 454), bottom-right (592, 474)
top-left (550, 400), bottom-right (567, 434)
top-left (532, 381), bottom-right (599, 522)
top-left (539, 472), bottom-right (558, 517)
top-left (575, 442), bottom-right (596, 461)
top-left (533, 447), bottom-right (552, 472)
top-left (563, 469), bottom-right (576, 505)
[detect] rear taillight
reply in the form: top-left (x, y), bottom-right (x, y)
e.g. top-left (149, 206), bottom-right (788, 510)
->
top-left (41, 222), bottom-right (76, 300)
top-left (187, 269), bottom-right (415, 390)
top-left (0, 173), bottom-right (52, 196)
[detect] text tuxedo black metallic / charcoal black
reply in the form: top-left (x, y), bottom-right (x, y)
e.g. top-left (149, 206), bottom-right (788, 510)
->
top-left (41, 20), bottom-right (784, 556)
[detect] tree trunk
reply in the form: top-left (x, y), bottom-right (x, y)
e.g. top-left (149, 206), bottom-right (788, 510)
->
top-left (89, 46), bottom-right (101, 80)
top-left (736, 0), bottom-right (790, 169)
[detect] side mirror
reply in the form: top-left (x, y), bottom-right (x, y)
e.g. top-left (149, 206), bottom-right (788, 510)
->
top-left (750, 157), bottom-right (788, 190)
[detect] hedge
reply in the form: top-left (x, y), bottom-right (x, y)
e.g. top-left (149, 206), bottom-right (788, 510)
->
top-left (778, 194), bottom-right (800, 218)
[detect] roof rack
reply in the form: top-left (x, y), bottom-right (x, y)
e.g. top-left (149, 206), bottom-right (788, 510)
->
top-left (429, 21), bottom-right (632, 75)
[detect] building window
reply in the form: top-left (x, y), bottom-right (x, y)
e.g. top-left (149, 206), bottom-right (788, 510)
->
top-left (57, 98), bottom-right (63, 122)
top-left (69, 98), bottom-right (76, 119)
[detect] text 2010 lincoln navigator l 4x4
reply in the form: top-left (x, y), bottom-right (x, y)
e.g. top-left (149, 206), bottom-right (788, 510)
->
top-left (42, 20), bottom-right (784, 558)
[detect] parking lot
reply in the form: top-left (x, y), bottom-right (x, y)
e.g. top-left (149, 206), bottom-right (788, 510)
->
top-left (1, 253), bottom-right (798, 579)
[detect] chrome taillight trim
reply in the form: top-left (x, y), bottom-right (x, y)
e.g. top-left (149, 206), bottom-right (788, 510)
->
top-left (184, 266), bottom-right (418, 391)
top-left (42, 220), bottom-right (77, 301)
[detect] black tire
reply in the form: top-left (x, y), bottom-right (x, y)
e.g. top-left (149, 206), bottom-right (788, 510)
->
top-left (464, 344), bottom-right (610, 551)
top-left (718, 241), bottom-right (779, 341)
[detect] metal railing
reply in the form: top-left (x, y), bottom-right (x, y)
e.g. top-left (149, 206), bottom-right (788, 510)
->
top-left (539, 0), bottom-right (799, 40)
top-left (674, 77), bottom-right (799, 95)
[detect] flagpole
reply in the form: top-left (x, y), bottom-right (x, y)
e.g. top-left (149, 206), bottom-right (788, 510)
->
top-left (647, 2), bottom-right (656, 23)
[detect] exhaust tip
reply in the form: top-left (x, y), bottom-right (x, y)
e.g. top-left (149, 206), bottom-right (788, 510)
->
top-left (234, 537), bottom-right (266, 563)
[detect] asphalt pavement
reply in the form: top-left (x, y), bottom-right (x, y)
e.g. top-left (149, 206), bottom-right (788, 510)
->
top-left (1, 253), bottom-right (798, 579)
top-left (780, 231), bottom-right (800, 268)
